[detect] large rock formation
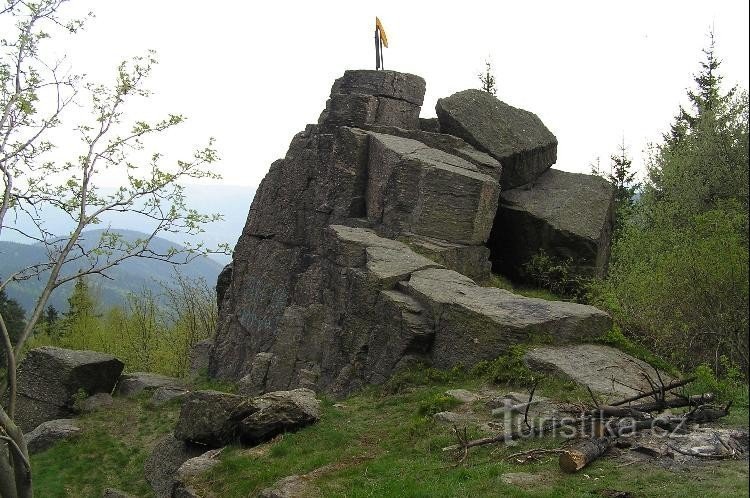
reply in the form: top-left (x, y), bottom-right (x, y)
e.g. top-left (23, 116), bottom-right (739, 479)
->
top-left (488, 168), bottom-right (615, 280)
top-left (12, 347), bottom-right (124, 432)
top-left (210, 70), bottom-right (613, 397)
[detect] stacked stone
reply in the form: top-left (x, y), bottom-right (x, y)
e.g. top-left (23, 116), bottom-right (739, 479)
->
top-left (209, 69), bottom-right (615, 399)
top-left (435, 88), bottom-right (615, 279)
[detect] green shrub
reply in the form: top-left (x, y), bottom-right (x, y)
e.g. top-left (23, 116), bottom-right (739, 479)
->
top-left (521, 250), bottom-right (590, 301)
top-left (470, 345), bottom-right (538, 387)
top-left (416, 393), bottom-right (461, 416)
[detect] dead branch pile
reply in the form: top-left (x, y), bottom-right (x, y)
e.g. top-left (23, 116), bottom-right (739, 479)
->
top-left (442, 373), bottom-right (740, 473)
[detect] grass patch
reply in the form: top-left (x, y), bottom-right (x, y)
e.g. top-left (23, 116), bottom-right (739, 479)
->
top-left (31, 393), bottom-right (180, 497)
top-left (481, 274), bottom-right (566, 302)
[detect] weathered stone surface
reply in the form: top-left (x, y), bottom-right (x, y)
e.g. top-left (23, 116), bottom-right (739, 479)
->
top-left (117, 372), bottom-right (184, 397)
top-left (524, 344), bottom-right (673, 398)
top-left (319, 70), bottom-right (425, 131)
top-left (172, 448), bottom-right (222, 497)
top-left (330, 69), bottom-right (426, 106)
top-left (433, 411), bottom-right (473, 424)
top-left (216, 263), bottom-right (233, 310)
top-left (13, 347), bottom-right (123, 432)
top-left (402, 268), bottom-right (612, 369)
top-left (366, 131), bottom-right (500, 245)
top-left (403, 234), bottom-right (492, 281)
top-left (24, 418), bottom-right (81, 454)
top-left (238, 388), bottom-right (320, 444)
top-left (173, 390), bottom-right (251, 447)
top-left (237, 352), bottom-right (278, 396)
top-left (365, 125), bottom-right (502, 179)
top-left (189, 339), bottom-right (213, 377)
top-left (211, 70), bottom-right (614, 399)
top-left (488, 168), bottom-right (615, 281)
top-left (259, 475), bottom-right (309, 498)
top-left (144, 434), bottom-right (205, 498)
top-left (436, 89), bottom-right (557, 189)
top-left (74, 392), bottom-right (113, 413)
top-left (151, 387), bottom-right (189, 406)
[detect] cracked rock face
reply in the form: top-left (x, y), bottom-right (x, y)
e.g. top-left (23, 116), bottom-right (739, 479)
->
top-left (209, 70), bottom-right (613, 397)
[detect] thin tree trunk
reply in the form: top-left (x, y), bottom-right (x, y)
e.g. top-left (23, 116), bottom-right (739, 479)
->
top-left (559, 437), bottom-right (613, 473)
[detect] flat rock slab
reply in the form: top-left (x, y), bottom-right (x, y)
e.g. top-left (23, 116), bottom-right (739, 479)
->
top-left (24, 418), bottom-right (82, 454)
top-left (524, 344), bottom-right (673, 398)
top-left (117, 372), bottom-right (184, 397)
top-left (436, 89), bottom-right (557, 189)
top-left (14, 346), bottom-right (124, 432)
top-left (330, 70), bottom-right (426, 106)
top-left (490, 168), bottom-right (615, 281)
top-left (151, 386), bottom-right (189, 406)
top-left (402, 268), bottom-right (612, 369)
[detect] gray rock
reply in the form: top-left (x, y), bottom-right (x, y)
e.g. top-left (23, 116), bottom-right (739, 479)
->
top-left (403, 268), bottom-right (612, 369)
top-left (489, 168), bottom-right (615, 281)
top-left (238, 388), bottom-right (321, 444)
top-left (117, 372), bottom-right (184, 397)
top-left (436, 89), bottom-right (558, 189)
top-left (74, 392), bottom-right (113, 413)
top-left (403, 234), bottom-right (492, 281)
top-left (174, 389), bottom-right (321, 448)
top-left (330, 69), bottom-right (426, 106)
top-left (188, 339), bottom-right (213, 377)
top-left (366, 131), bottom-right (500, 245)
top-left (318, 70), bottom-right (425, 131)
top-left (24, 418), bottom-right (81, 454)
top-left (237, 352), bottom-right (278, 396)
top-left (144, 434), bottom-right (205, 498)
top-left (13, 347), bottom-right (123, 431)
top-left (445, 389), bottom-right (480, 404)
top-left (216, 263), bottom-right (233, 310)
top-left (151, 387), bottom-right (189, 406)
top-left (259, 475), bottom-right (309, 498)
top-left (173, 390), bottom-right (251, 447)
top-left (524, 344), bottom-right (673, 398)
top-left (102, 488), bottom-right (135, 498)
top-left (172, 448), bottom-right (222, 497)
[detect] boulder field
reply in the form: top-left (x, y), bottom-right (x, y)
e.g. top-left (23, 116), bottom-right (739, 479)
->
top-left (209, 70), bottom-right (615, 397)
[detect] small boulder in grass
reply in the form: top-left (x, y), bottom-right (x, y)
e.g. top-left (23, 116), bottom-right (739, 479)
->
top-left (24, 418), bottom-right (82, 454)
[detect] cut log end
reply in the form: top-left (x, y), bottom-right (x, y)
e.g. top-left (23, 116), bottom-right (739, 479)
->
top-left (558, 437), bottom-right (612, 473)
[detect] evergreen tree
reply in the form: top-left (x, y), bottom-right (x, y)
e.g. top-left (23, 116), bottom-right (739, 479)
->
top-left (0, 289), bottom-right (26, 369)
top-left (60, 278), bottom-right (98, 339)
top-left (478, 59), bottom-right (497, 96)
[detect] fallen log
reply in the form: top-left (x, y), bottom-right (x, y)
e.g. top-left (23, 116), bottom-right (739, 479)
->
top-left (559, 437), bottom-right (613, 473)
top-left (610, 377), bottom-right (696, 406)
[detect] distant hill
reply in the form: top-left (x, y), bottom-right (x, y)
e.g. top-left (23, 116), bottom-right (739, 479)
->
top-left (1, 184), bottom-right (255, 265)
top-left (0, 229), bottom-right (225, 315)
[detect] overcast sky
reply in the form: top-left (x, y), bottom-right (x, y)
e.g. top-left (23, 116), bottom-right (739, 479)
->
top-left (47, 1), bottom-right (750, 188)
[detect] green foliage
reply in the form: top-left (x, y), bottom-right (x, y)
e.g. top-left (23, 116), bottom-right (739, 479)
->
top-left (477, 59), bottom-right (497, 96)
top-left (416, 393), bottom-right (461, 416)
top-left (689, 358), bottom-right (749, 408)
top-left (27, 273), bottom-right (216, 378)
top-left (480, 273), bottom-right (564, 301)
top-left (594, 326), bottom-right (678, 375)
top-left (521, 250), bottom-right (589, 300)
top-left (593, 34), bottom-right (749, 377)
top-left (470, 345), bottom-right (537, 387)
